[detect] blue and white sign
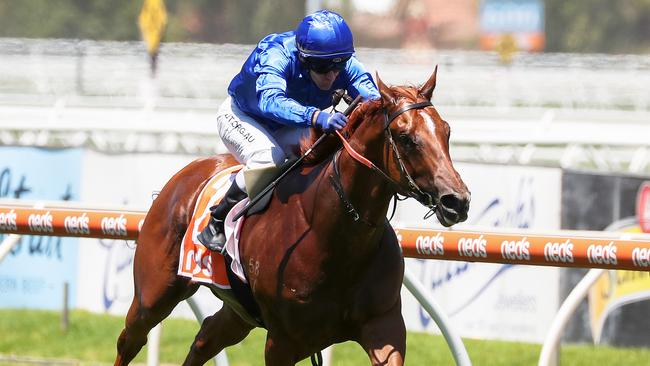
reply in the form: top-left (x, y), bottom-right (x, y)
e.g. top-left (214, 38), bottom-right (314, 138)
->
top-left (480, 0), bottom-right (544, 33)
top-left (400, 163), bottom-right (562, 342)
top-left (0, 147), bottom-right (82, 309)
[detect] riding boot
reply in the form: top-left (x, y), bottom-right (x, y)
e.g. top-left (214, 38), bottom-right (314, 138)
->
top-left (197, 181), bottom-right (248, 253)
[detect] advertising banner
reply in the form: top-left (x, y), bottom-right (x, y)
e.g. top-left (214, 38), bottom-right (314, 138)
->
top-left (588, 223), bottom-right (650, 346)
top-left (0, 147), bottom-right (82, 309)
top-left (563, 171), bottom-right (650, 346)
top-left (479, 0), bottom-right (545, 52)
top-left (589, 268), bottom-right (650, 344)
top-left (399, 163), bottom-right (562, 342)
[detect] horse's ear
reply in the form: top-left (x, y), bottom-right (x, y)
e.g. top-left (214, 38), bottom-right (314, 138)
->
top-left (375, 72), bottom-right (396, 105)
top-left (419, 65), bottom-right (438, 100)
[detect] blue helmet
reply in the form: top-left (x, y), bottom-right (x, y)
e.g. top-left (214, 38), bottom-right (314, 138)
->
top-left (295, 10), bottom-right (354, 60)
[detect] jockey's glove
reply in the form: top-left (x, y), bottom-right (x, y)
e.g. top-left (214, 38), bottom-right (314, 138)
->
top-left (315, 111), bottom-right (348, 132)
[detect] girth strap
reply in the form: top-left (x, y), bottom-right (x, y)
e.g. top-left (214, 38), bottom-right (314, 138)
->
top-left (223, 254), bottom-right (265, 327)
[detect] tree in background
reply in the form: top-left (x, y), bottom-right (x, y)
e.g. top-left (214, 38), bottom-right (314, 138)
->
top-left (0, 0), bottom-right (306, 44)
top-left (545, 0), bottom-right (650, 53)
top-left (2, 0), bottom-right (650, 53)
top-left (0, 0), bottom-right (141, 40)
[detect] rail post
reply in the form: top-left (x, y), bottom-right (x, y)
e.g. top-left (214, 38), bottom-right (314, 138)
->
top-left (538, 268), bottom-right (605, 366)
top-left (403, 267), bottom-right (472, 366)
top-left (147, 323), bottom-right (162, 366)
top-left (0, 234), bottom-right (21, 264)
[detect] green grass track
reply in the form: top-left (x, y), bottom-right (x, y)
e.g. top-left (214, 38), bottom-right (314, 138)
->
top-left (1, 310), bottom-right (648, 365)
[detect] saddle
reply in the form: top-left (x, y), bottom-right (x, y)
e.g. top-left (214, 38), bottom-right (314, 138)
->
top-left (177, 159), bottom-right (299, 327)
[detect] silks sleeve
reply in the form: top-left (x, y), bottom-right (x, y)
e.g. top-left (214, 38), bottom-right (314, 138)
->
top-left (255, 47), bottom-right (317, 127)
top-left (344, 57), bottom-right (380, 101)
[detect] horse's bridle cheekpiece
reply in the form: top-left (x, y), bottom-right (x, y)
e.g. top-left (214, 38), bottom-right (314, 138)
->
top-left (332, 99), bottom-right (438, 223)
top-left (383, 100), bottom-right (437, 208)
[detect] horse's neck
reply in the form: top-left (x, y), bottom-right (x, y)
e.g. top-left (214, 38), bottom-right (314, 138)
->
top-left (338, 149), bottom-right (392, 223)
top-left (326, 120), bottom-right (394, 240)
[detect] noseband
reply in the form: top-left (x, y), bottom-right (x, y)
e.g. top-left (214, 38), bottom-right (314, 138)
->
top-left (330, 100), bottom-right (437, 223)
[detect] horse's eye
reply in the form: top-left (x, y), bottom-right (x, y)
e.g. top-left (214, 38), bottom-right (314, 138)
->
top-left (397, 134), bottom-right (417, 150)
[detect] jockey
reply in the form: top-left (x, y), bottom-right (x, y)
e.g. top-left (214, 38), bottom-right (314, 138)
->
top-left (198, 10), bottom-right (380, 252)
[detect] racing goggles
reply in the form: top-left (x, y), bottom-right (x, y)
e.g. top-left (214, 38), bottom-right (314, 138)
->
top-left (304, 56), bottom-right (350, 74)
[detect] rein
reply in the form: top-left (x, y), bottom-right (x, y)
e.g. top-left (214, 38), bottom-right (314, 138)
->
top-left (330, 100), bottom-right (438, 223)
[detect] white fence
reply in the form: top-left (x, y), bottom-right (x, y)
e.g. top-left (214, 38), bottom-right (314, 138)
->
top-left (2, 38), bottom-right (650, 111)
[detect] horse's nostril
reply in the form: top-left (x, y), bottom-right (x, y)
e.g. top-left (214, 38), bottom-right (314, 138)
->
top-left (440, 193), bottom-right (467, 213)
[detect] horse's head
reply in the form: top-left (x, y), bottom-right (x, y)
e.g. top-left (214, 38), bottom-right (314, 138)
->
top-left (376, 67), bottom-right (470, 226)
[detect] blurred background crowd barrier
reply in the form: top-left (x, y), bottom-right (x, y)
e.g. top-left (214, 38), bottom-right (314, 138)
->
top-left (2, 37), bottom-right (650, 173)
top-left (1, 38), bottom-right (649, 111)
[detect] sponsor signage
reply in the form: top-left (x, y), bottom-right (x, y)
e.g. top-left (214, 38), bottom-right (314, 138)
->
top-left (399, 163), bottom-right (563, 343)
top-left (403, 258), bottom-right (559, 342)
top-left (397, 228), bottom-right (650, 271)
top-left (637, 182), bottom-right (650, 233)
top-left (589, 224), bottom-right (650, 344)
top-left (5, 205), bottom-right (649, 272)
top-left (0, 206), bottom-right (144, 240)
top-left (138, 0), bottom-right (167, 56)
top-left (0, 147), bottom-right (82, 309)
top-left (479, 0), bottom-right (545, 52)
top-left (589, 270), bottom-right (650, 344)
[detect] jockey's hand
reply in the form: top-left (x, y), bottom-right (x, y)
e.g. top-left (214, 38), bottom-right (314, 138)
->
top-left (315, 111), bottom-right (348, 132)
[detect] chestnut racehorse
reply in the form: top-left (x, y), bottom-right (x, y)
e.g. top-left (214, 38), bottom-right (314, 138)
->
top-left (114, 68), bottom-right (470, 366)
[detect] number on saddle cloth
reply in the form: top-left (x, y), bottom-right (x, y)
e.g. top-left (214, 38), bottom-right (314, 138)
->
top-left (243, 157), bottom-right (300, 216)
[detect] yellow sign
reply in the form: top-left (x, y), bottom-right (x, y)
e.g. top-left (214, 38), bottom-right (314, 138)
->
top-left (588, 226), bottom-right (650, 343)
top-left (138, 0), bottom-right (168, 55)
top-left (495, 33), bottom-right (518, 65)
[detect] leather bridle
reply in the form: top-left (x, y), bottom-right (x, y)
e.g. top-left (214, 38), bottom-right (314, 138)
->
top-left (330, 100), bottom-right (438, 223)
top-left (382, 100), bottom-right (435, 206)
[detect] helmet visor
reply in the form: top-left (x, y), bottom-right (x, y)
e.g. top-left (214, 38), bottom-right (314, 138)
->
top-left (304, 56), bottom-right (350, 74)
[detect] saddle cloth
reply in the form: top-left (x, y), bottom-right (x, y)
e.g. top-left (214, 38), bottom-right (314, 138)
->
top-left (177, 165), bottom-right (249, 288)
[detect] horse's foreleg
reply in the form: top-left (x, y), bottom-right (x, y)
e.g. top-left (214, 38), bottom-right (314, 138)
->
top-left (264, 331), bottom-right (300, 366)
top-left (183, 305), bottom-right (254, 366)
top-left (358, 302), bottom-right (406, 366)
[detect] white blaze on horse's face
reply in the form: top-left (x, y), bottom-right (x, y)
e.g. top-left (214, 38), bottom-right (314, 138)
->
top-left (408, 102), bottom-right (469, 226)
top-left (376, 66), bottom-right (470, 226)
top-left (418, 111), bottom-right (447, 151)
top-left (418, 109), bottom-right (452, 158)
top-left (399, 104), bottom-right (452, 186)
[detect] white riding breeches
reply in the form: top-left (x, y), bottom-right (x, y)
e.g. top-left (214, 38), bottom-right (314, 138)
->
top-left (216, 96), bottom-right (311, 190)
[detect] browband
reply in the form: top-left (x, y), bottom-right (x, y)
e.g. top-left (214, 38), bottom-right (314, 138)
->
top-left (385, 101), bottom-right (433, 125)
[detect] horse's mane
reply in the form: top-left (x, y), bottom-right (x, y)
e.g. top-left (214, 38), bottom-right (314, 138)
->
top-left (299, 86), bottom-right (420, 166)
top-left (298, 99), bottom-right (380, 165)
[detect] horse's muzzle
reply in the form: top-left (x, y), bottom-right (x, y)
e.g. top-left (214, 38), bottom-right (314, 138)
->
top-left (435, 192), bottom-right (470, 227)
